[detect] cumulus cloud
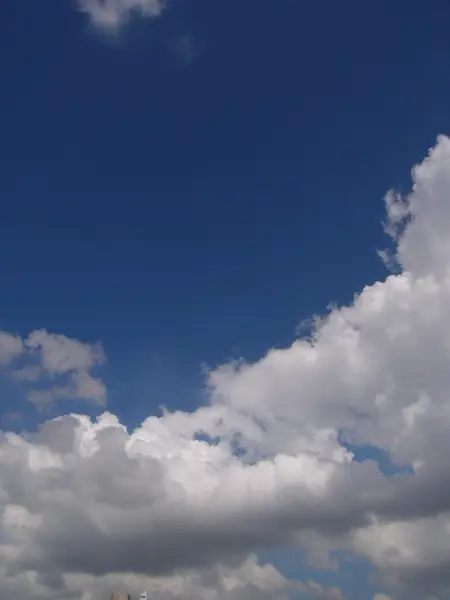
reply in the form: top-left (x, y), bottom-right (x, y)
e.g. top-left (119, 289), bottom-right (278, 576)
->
top-left (0, 551), bottom-right (297, 600)
top-left (1, 329), bottom-right (106, 406)
top-left (77, 0), bottom-right (166, 29)
top-left (25, 330), bottom-right (105, 376)
top-left (4, 137), bottom-right (450, 599)
top-left (0, 549), bottom-right (343, 600)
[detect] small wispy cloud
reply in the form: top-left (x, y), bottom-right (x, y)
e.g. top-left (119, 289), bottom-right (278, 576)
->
top-left (0, 329), bottom-right (107, 407)
top-left (77, 0), bottom-right (167, 30)
top-left (170, 34), bottom-right (202, 65)
top-left (0, 331), bottom-right (23, 366)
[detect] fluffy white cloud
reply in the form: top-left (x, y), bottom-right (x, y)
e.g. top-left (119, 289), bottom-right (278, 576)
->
top-left (4, 137), bottom-right (450, 599)
top-left (77, 0), bottom-right (166, 29)
top-left (1, 329), bottom-right (106, 406)
top-left (0, 410), bottom-right (353, 599)
top-left (25, 330), bottom-right (105, 376)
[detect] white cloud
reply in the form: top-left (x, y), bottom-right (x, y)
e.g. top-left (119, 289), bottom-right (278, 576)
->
top-left (0, 332), bottom-right (23, 366)
top-left (25, 330), bottom-right (105, 376)
top-left (0, 410), bottom-right (344, 599)
top-left (4, 137), bottom-right (450, 598)
top-left (0, 551), bottom-right (342, 600)
top-left (0, 329), bottom-right (106, 406)
top-left (302, 580), bottom-right (343, 600)
top-left (0, 551), bottom-right (297, 600)
top-left (77, 0), bottom-right (166, 29)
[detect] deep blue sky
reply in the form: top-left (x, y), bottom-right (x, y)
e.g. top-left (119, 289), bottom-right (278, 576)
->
top-left (1, 0), bottom-right (450, 428)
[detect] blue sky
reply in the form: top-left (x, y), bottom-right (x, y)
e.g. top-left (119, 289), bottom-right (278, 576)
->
top-left (2, 0), bottom-right (449, 424)
top-left (2, 1), bottom-right (450, 599)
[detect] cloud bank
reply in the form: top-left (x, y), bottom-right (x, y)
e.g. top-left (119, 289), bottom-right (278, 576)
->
top-left (77, 0), bottom-right (166, 29)
top-left (3, 137), bottom-right (450, 598)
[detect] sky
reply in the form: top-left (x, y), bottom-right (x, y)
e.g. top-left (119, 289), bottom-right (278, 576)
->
top-left (1, 0), bottom-right (450, 599)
